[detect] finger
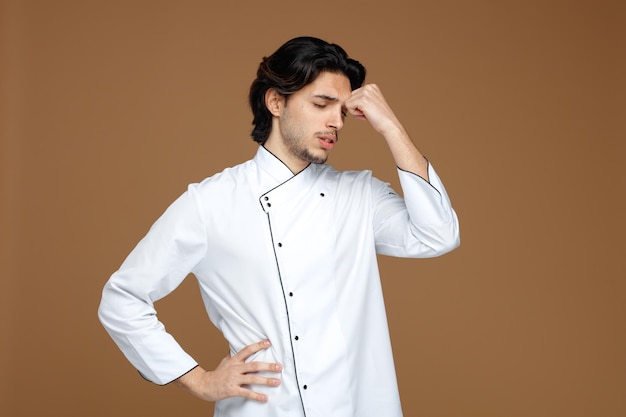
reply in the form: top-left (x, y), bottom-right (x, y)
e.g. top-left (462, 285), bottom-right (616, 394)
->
top-left (241, 360), bottom-right (283, 374)
top-left (345, 95), bottom-right (368, 119)
top-left (347, 106), bottom-right (367, 120)
top-left (233, 339), bottom-right (271, 361)
top-left (229, 386), bottom-right (270, 403)
top-left (229, 376), bottom-right (281, 402)
top-left (240, 374), bottom-right (282, 388)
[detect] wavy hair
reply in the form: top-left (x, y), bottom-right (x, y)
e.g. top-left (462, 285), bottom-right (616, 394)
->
top-left (249, 37), bottom-right (366, 144)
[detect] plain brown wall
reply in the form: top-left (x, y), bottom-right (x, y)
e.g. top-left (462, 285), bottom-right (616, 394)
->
top-left (2, 0), bottom-right (624, 416)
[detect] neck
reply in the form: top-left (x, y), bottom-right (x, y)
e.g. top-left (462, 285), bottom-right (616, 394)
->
top-left (263, 139), bottom-right (308, 175)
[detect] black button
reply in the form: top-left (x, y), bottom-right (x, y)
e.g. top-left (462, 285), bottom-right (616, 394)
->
top-left (264, 196), bottom-right (269, 201)
top-left (278, 243), bottom-right (282, 247)
top-left (289, 292), bottom-right (293, 297)
top-left (320, 193), bottom-right (325, 197)
top-left (267, 203), bottom-right (271, 207)
top-left (294, 336), bottom-right (299, 340)
top-left (303, 385), bottom-right (308, 390)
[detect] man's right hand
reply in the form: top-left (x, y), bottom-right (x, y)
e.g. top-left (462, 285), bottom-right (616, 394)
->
top-left (175, 339), bottom-right (282, 402)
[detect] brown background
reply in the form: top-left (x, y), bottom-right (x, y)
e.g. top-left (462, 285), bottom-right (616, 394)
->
top-left (1, 0), bottom-right (624, 416)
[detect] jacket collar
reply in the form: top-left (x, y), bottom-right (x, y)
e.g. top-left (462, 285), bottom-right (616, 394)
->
top-left (254, 145), bottom-right (300, 184)
top-left (254, 146), bottom-right (321, 213)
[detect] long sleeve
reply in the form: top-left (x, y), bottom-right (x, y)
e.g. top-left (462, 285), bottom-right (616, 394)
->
top-left (97, 147), bottom-right (459, 416)
top-left (98, 185), bottom-right (207, 384)
top-left (373, 162), bottom-right (460, 257)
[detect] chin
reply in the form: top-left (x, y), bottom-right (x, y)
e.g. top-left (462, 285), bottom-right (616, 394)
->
top-left (301, 150), bottom-right (328, 165)
top-left (310, 155), bottom-right (328, 165)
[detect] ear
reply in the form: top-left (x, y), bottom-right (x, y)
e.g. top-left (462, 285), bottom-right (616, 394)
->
top-left (265, 88), bottom-right (284, 117)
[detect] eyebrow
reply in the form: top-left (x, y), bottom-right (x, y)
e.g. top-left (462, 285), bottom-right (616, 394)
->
top-left (313, 94), bottom-right (339, 101)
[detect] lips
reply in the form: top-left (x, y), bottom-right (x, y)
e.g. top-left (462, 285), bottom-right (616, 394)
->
top-left (318, 134), bottom-right (336, 150)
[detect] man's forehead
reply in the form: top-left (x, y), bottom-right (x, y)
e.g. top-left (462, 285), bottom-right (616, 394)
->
top-left (307, 73), bottom-right (352, 101)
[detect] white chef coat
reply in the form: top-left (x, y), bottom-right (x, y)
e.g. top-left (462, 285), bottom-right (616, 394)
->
top-left (98, 145), bottom-right (459, 417)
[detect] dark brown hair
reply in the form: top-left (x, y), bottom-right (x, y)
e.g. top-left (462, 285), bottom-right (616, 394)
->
top-left (249, 36), bottom-right (366, 144)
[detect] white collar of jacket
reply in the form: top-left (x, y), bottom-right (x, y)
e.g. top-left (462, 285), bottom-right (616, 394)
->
top-left (255, 146), bottom-right (322, 214)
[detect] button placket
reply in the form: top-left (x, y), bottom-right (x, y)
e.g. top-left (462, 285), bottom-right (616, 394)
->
top-left (262, 184), bottom-right (328, 410)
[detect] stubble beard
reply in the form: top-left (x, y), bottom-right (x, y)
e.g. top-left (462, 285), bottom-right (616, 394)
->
top-left (282, 127), bottom-right (328, 165)
top-left (291, 141), bottom-right (328, 165)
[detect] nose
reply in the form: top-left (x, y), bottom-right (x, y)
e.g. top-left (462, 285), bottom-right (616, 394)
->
top-left (327, 110), bottom-right (344, 131)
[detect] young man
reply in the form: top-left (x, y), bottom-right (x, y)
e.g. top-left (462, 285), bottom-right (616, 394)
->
top-left (99, 36), bottom-right (460, 417)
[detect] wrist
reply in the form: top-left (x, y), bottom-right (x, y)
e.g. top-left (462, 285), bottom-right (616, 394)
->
top-left (380, 122), bottom-right (408, 143)
top-left (175, 366), bottom-right (205, 392)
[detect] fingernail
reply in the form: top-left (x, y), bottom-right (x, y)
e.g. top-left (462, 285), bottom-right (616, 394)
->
top-left (276, 364), bottom-right (283, 371)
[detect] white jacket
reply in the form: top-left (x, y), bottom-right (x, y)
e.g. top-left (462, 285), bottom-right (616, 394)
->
top-left (98, 145), bottom-right (460, 417)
